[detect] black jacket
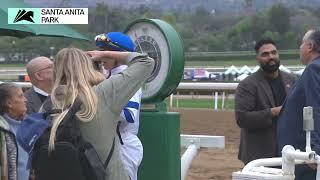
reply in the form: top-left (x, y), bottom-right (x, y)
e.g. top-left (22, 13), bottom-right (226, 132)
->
top-left (235, 69), bottom-right (296, 164)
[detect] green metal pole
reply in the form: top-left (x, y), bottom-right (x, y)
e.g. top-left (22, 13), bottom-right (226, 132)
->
top-left (138, 103), bottom-right (181, 180)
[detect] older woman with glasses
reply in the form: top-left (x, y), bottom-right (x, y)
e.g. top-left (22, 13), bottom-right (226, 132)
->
top-left (0, 83), bottom-right (29, 180)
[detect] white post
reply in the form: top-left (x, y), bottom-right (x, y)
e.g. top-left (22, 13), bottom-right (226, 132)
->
top-left (221, 91), bottom-right (225, 110)
top-left (181, 144), bottom-right (199, 180)
top-left (282, 145), bottom-right (316, 176)
top-left (306, 131), bottom-right (311, 152)
top-left (303, 107), bottom-right (314, 152)
top-left (180, 135), bottom-right (224, 180)
top-left (214, 92), bottom-right (218, 110)
top-left (176, 91), bottom-right (179, 108)
top-left (170, 94), bottom-right (173, 108)
top-left (282, 145), bottom-right (296, 176)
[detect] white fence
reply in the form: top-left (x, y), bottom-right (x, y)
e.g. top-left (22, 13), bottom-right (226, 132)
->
top-left (172, 82), bottom-right (239, 110)
top-left (4, 81), bottom-right (239, 110)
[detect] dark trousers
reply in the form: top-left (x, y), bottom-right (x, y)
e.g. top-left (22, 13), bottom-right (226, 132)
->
top-left (295, 164), bottom-right (316, 180)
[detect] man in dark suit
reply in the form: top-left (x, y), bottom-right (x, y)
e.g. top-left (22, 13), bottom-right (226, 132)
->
top-left (277, 29), bottom-right (320, 180)
top-left (24, 56), bottom-right (53, 114)
top-left (235, 39), bottom-right (296, 165)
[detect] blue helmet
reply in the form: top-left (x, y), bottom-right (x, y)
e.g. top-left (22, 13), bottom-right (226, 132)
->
top-left (95, 32), bottom-right (135, 52)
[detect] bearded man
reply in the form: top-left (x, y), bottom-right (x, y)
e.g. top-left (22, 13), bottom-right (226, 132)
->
top-left (234, 38), bottom-right (296, 164)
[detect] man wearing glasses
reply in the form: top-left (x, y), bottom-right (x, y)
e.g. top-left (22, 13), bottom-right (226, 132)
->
top-left (24, 56), bottom-right (54, 114)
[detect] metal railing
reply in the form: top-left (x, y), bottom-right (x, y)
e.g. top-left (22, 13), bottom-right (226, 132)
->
top-left (4, 81), bottom-right (239, 91)
top-left (181, 134), bottom-right (225, 180)
top-left (171, 82), bottom-right (238, 110)
top-left (5, 81), bottom-right (238, 110)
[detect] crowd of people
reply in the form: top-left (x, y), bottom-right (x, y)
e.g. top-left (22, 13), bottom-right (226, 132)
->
top-left (0, 32), bottom-right (154, 180)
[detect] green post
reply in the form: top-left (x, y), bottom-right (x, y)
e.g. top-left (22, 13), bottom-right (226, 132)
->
top-left (138, 102), bottom-right (181, 180)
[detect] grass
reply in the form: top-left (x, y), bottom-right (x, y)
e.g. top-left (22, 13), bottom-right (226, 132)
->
top-left (185, 59), bottom-right (302, 67)
top-left (0, 61), bottom-right (302, 69)
top-left (0, 63), bottom-right (25, 68)
top-left (164, 97), bottom-right (235, 110)
top-left (0, 61), bottom-right (303, 68)
top-left (0, 61), bottom-right (299, 68)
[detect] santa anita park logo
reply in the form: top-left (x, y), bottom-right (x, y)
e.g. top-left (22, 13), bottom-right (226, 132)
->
top-left (8, 8), bottom-right (88, 24)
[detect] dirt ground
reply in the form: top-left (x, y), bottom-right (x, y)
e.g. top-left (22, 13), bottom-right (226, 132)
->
top-left (170, 108), bottom-right (244, 180)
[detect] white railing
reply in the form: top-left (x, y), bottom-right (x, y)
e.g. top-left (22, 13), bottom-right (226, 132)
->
top-left (3, 81), bottom-right (238, 110)
top-left (181, 134), bottom-right (225, 180)
top-left (0, 81), bottom-right (31, 87)
top-left (3, 82), bottom-right (238, 90)
top-left (233, 107), bottom-right (320, 180)
top-left (177, 82), bottom-right (238, 91)
top-left (172, 82), bottom-right (238, 110)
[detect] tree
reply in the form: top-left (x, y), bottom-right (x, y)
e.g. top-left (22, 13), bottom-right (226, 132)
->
top-left (268, 4), bottom-right (290, 34)
top-left (207, 34), bottom-right (227, 51)
top-left (161, 13), bottom-right (176, 26)
top-left (107, 7), bottom-right (128, 31)
top-left (89, 3), bottom-right (109, 33)
top-left (227, 18), bottom-right (254, 50)
top-left (189, 7), bottom-right (211, 35)
top-left (280, 31), bottom-right (299, 49)
top-left (251, 14), bottom-right (269, 40)
top-left (262, 31), bottom-right (280, 42)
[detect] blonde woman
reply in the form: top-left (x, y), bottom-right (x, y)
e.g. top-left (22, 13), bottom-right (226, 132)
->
top-left (35, 48), bottom-right (154, 180)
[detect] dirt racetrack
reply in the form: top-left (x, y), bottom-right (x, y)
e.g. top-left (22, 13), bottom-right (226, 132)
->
top-left (170, 108), bottom-right (243, 180)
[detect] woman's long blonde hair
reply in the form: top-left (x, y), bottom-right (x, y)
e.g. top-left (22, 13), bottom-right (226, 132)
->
top-left (49, 48), bottom-right (105, 151)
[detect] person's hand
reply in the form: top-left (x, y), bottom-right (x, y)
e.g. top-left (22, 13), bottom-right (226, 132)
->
top-left (86, 50), bottom-right (107, 61)
top-left (29, 169), bottom-right (36, 180)
top-left (86, 51), bottom-right (129, 62)
top-left (271, 106), bottom-right (282, 117)
top-left (307, 163), bottom-right (317, 170)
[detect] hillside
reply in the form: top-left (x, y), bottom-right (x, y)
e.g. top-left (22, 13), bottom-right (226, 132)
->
top-left (25, 0), bottom-right (320, 14)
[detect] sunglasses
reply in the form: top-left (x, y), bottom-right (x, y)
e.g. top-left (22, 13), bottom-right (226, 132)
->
top-left (96, 34), bottom-right (131, 52)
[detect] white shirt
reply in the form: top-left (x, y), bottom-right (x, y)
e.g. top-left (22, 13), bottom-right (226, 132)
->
top-left (33, 86), bottom-right (49, 97)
